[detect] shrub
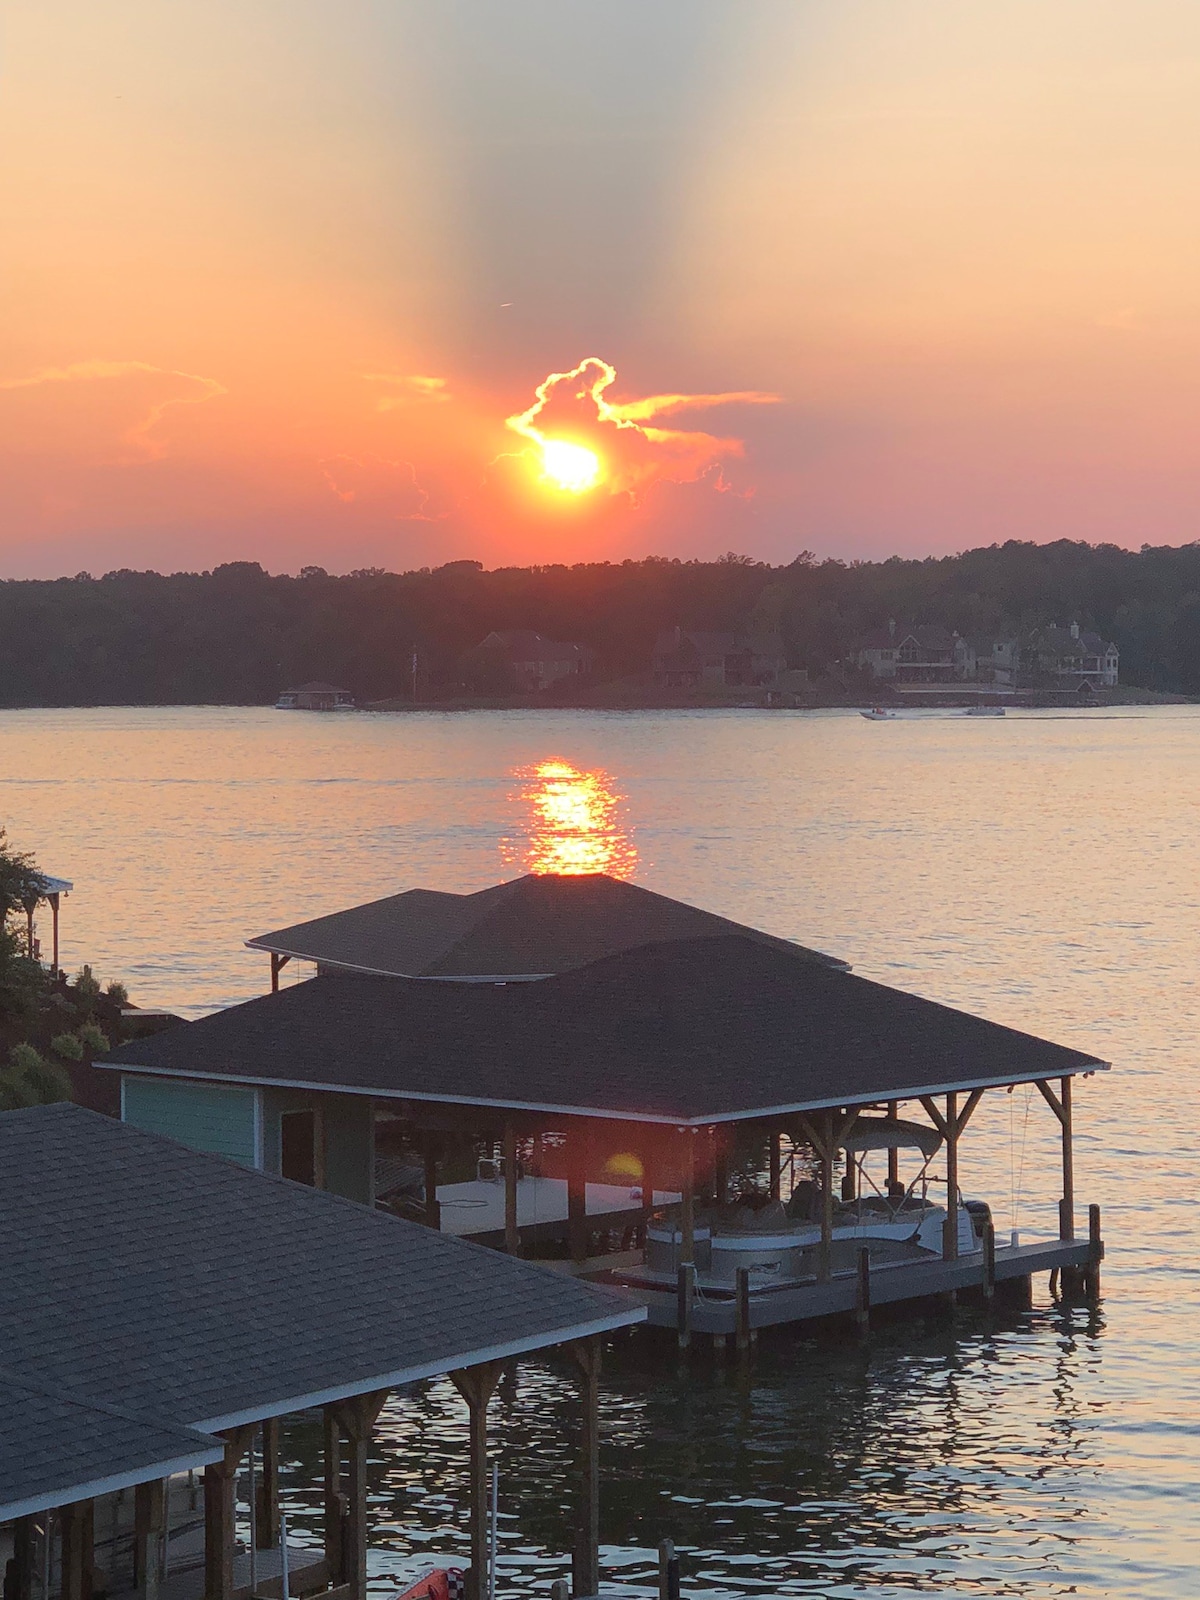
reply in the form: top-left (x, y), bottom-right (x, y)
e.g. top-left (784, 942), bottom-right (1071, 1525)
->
top-left (0, 1044), bottom-right (73, 1108)
top-left (73, 965), bottom-right (102, 1004)
top-left (50, 1032), bottom-right (84, 1061)
top-left (106, 981), bottom-right (129, 1006)
top-left (77, 1021), bottom-right (109, 1054)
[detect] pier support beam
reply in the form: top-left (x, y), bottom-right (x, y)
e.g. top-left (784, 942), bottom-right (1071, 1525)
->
top-left (204, 1426), bottom-right (255, 1600)
top-left (886, 1101), bottom-right (901, 1196)
top-left (1036, 1077), bottom-right (1075, 1240)
top-left (326, 1391), bottom-right (390, 1600)
top-left (60, 1500), bottom-right (93, 1600)
top-left (797, 1110), bottom-right (860, 1283)
top-left (450, 1362), bottom-right (505, 1600)
top-left (568, 1129), bottom-right (589, 1265)
top-left (269, 952), bottom-right (291, 993)
top-left (133, 1481), bottom-right (165, 1598)
top-left (503, 1121), bottom-right (521, 1256)
top-left (768, 1132), bottom-right (781, 1202)
top-left (10, 1516), bottom-right (34, 1600)
top-left (919, 1090), bottom-right (984, 1261)
top-left (257, 1417), bottom-right (280, 1550)
top-left (422, 1136), bottom-right (441, 1232)
top-left (568, 1336), bottom-right (602, 1600)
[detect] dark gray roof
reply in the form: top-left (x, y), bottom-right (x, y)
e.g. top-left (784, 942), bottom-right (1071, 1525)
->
top-left (0, 1106), bottom-right (642, 1437)
top-left (245, 871), bottom-right (844, 978)
top-left (0, 1371), bottom-right (220, 1522)
top-left (108, 936), bottom-right (1105, 1125)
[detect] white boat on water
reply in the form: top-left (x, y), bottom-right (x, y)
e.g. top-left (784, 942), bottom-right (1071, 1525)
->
top-left (626, 1117), bottom-right (988, 1296)
top-left (964, 704), bottom-right (1006, 717)
top-left (861, 707), bottom-right (899, 720)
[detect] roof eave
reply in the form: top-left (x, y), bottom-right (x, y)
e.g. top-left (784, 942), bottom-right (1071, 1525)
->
top-left (103, 1059), bottom-right (1110, 1128)
top-left (0, 1441), bottom-right (224, 1524)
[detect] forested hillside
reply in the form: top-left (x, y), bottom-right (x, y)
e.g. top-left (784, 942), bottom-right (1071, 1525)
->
top-left (3, 539), bottom-right (1200, 705)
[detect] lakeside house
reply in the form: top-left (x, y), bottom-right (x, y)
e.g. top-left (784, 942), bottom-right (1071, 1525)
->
top-left (470, 630), bottom-right (594, 693)
top-left (0, 1104), bottom-right (641, 1600)
top-left (853, 620), bottom-right (1118, 691)
top-left (651, 628), bottom-right (786, 690)
top-left (275, 682), bottom-right (355, 711)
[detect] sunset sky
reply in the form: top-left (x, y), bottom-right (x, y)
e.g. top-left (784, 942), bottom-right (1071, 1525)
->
top-left (4, 1), bottom-right (1200, 577)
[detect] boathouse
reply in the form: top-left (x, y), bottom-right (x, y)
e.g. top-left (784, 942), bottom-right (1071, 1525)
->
top-left (0, 1105), bottom-right (644, 1600)
top-left (103, 933), bottom-right (1107, 1341)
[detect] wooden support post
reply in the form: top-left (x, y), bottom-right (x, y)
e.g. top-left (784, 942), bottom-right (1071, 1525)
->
top-left (10, 1516), bottom-right (35, 1600)
top-left (983, 1221), bottom-right (996, 1309)
top-left (422, 1138), bottom-right (441, 1231)
top-left (841, 1149), bottom-right (857, 1204)
top-left (714, 1146), bottom-right (729, 1205)
top-left (1088, 1202), bottom-right (1103, 1300)
top-left (133, 1482), bottom-right (165, 1599)
top-left (269, 952), bottom-right (290, 993)
top-left (327, 1392), bottom-right (390, 1600)
top-left (568, 1337), bottom-right (602, 1600)
top-left (658, 1540), bottom-right (681, 1600)
top-left (942, 1091), bottom-right (959, 1261)
top-left (60, 1501), bottom-right (92, 1600)
top-left (323, 1409), bottom-right (345, 1581)
top-left (820, 1112), bottom-right (835, 1283)
top-left (204, 1427), bottom-right (254, 1600)
top-left (676, 1262), bottom-right (695, 1352)
top-left (640, 1149), bottom-right (655, 1243)
top-left (1060, 1075), bottom-right (1075, 1241)
top-left (49, 893), bottom-right (61, 978)
top-left (551, 1583), bottom-right (570, 1600)
top-left (886, 1100), bottom-right (901, 1195)
top-left (735, 1266), bottom-right (753, 1354)
top-left (568, 1128), bottom-right (589, 1265)
top-left (679, 1131), bottom-right (695, 1269)
top-left (855, 1246), bottom-right (871, 1342)
top-left (450, 1363), bottom-right (505, 1600)
top-left (258, 1417), bottom-right (280, 1549)
top-left (503, 1121), bottom-right (521, 1256)
top-left (768, 1131), bottom-right (781, 1202)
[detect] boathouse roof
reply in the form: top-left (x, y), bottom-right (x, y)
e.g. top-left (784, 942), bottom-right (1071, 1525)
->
top-left (246, 871), bottom-right (844, 978)
top-left (0, 1370), bottom-right (221, 1523)
top-left (0, 1106), bottom-right (643, 1442)
top-left (108, 936), bottom-right (1106, 1126)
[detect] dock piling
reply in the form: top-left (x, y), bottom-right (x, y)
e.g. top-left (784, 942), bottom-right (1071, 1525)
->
top-left (855, 1246), bottom-right (871, 1341)
top-left (983, 1222), bottom-right (995, 1309)
top-left (676, 1263), bottom-right (695, 1351)
top-left (735, 1267), bottom-right (753, 1355)
top-left (658, 1539), bottom-right (681, 1600)
top-left (1087, 1202), bottom-right (1103, 1300)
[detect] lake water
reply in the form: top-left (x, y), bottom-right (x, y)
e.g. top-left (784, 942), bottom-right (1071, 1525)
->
top-left (3, 705), bottom-right (1198, 1599)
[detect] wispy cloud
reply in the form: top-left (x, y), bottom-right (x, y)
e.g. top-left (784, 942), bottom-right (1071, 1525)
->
top-left (362, 372), bottom-right (451, 410)
top-left (0, 360), bottom-right (227, 460)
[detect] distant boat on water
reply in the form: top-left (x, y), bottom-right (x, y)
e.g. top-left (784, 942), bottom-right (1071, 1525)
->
top-left (275, 681), bottom-right (356, 711)
top-left (964, 704), bottom-right (1006, 717)
top-left (861, 707), bottom-right (899, 720)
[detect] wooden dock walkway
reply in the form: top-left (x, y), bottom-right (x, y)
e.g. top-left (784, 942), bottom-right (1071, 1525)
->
top-left (603, 1235), bottom-right (1096, 1335)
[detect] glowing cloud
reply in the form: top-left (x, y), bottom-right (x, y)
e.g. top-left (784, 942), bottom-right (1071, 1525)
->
top-left (364, 373), bottom-right (451, 410)
top-left (503, 357), bottom-right (779, 499)
top-left (0, 360), bottom-right (226, 461)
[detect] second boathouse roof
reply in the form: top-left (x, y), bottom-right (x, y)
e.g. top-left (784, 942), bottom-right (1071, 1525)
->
top-left (108, 935), bottom-right (1106, 1126)
top-left (245, 871), bottom-right (845, 978)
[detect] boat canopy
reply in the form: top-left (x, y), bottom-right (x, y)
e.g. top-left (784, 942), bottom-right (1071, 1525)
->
top-left (841, 1117), bottom-right (942, 1157)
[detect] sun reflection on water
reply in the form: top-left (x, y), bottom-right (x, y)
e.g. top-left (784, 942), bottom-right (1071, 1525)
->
top-left (501, 758), bottom-right (638, 878)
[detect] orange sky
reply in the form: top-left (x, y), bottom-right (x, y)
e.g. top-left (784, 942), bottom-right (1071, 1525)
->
top-left (4, 1), bottom-right (1200, 576)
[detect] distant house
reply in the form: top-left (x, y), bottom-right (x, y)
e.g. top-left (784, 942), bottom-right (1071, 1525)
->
top-left (853, 622), bottom-right (958, 684)
top-left (652, 628), bottom-right (786, 689)
top-left (276, 681), bottom-right (355, 710)
top-left (1025, 623), bottom-right (1119, 690)
top-left (474, 630), bottom-right (594, 692)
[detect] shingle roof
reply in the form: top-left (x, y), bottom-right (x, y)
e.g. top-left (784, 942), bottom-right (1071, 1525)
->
top-left (245, 871), bottom-right (844, 977)
top-left (0, 1106), bottom-right (643, 1436)
top-left (0, 1371), bottom-right (221, 1522)
top-left (107, 936), bottom-right (1105, 1125)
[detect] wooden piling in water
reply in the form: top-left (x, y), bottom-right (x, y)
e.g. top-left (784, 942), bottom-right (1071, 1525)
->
top-left (983, 1221), bottom-right (996, 1309)
top-left (658, 1539), bottom-right (681, 1600)
top-left (855, 1246), bottom-right (871, 1341)
top-left (735, 1266), bottom-right (753, 1355)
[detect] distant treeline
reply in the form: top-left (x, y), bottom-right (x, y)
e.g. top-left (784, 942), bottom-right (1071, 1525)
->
top-left (3, 539), bottom-right (1200, 705)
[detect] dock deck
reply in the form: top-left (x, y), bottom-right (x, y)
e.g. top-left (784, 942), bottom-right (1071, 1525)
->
top-left (603, 1236), bottom-right (1095, 1333)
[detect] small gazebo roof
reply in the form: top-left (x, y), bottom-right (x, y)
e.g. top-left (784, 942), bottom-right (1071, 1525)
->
top-left (246, 871), bottom-right (845, 979)
top-left (37, 874), bottom-right (73, 897)
top-left (107, 936), bottom-right (1107, 1127)
top-left (0, 1106), bottom-right (643, 1439)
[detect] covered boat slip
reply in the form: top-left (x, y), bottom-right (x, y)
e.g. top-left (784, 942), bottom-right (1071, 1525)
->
top-left (105, 934), bottom-right (1108, 1339)
top-left (0, 1106), bottom-right (645, 1600)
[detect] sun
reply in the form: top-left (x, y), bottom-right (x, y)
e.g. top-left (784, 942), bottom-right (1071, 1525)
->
top-left (540, 438), bottom-right (601, 493)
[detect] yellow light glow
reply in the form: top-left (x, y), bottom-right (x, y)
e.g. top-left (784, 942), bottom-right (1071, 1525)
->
top-left (500, 758), bottom-right (638, 878)
top-left (539, 438), bottom-right (601, 493)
